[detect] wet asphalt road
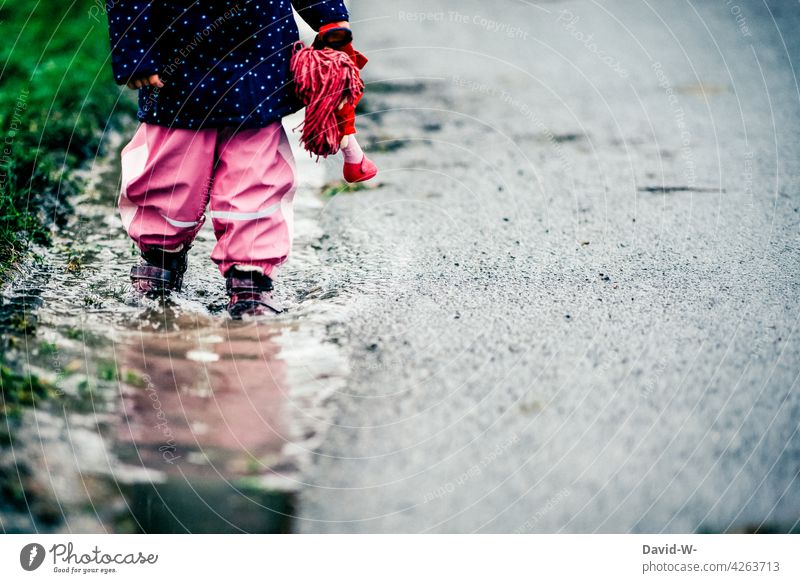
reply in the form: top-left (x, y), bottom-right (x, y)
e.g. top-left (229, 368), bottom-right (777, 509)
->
top-left (296, 0), bottom-right (800, 532)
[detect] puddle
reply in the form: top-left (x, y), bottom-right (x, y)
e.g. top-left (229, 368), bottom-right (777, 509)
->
top-left (0, 114), bottom-right (348, 533)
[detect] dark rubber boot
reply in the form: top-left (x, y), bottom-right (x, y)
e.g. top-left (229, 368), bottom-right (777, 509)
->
top-left (226, 268), bottom-right (283, 319)
top-left (130, 247), bottom-right (189, 296)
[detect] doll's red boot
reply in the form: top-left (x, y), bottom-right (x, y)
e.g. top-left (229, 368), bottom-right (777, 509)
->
top-left (343, 155), bottom-right (378, 183)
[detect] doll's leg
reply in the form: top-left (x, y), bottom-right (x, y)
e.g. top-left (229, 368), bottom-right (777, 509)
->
top-left (119, 123), bottom-right (215, 252)
top-left (337, 102), bottom-right (357, 136)
top-left (209, 123), bottom-right (295, 278)
top-left (336, 102), bottom-right (361, 161)
top-left (341, 136), bottom-right (364, 163)
top-left (336, 103), bottom-right (377, 183)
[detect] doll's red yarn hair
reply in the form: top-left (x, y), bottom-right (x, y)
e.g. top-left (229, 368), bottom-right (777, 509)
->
top-left (290, 42), bottom-right (364, 157)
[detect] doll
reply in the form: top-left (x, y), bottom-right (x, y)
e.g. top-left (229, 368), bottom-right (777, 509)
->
top-left (291, 23), bottom-right (377, 182)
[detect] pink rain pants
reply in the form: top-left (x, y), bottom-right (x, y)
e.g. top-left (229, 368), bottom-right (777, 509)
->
top-left (118, 122), bottom-right (295, 277)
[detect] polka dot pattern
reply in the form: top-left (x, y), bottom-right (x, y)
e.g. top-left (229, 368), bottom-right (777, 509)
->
top-left (108, 0), bottom-right (349, 128)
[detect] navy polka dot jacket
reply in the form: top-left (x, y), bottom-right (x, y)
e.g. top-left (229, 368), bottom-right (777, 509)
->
top-left (108, 0), bottom-right (349, 129)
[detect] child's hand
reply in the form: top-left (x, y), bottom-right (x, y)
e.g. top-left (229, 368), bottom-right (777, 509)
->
top-left (126, 74), bottom-right (164, 90)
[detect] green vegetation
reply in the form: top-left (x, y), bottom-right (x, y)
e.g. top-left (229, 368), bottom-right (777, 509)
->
top-left (36, 341), bottom-right (58, 356)
top-left (0, 1), bottom-right (131, 277)
top-left (7, 311), bottom-right (36, 336)
top-left (76, 378), bottom-right (94, 399)
top-left (0, 364), bottom-right (57, 418)
top-left (320, 180), bottom-right (379, 198)
top-left (122, 369), bottom-right (147, 388)
top-left (64, 327), bottom-right (85, 341)
top-left (96, 361), bottom-right (119, 382)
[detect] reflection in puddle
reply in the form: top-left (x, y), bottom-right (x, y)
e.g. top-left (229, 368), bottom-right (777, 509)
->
top-left (118, 480), bottom-right (294, 534)
top-left (112, 322), bottom-right (297, 533)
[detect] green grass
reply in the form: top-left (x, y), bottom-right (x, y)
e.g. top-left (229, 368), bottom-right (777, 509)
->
top-left (0, 0), bottom-right (132, 278)
top-left (320, 180), bottom-right (380, 198)
top-left (96, 361), bottom-right (119, 382)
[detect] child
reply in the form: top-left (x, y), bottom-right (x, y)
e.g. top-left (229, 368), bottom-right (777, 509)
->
top-left (107, 1), bottom-right (375, 318)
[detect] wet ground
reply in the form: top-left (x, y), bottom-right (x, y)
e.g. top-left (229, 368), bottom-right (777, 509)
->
top-left (2, 0), bottom-right (800, 533)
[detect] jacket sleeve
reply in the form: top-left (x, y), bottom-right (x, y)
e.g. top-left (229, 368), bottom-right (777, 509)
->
top-left (107, 1), bottom-right (160, 84)
top-left (291, 0), bottom-right (349, 31)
